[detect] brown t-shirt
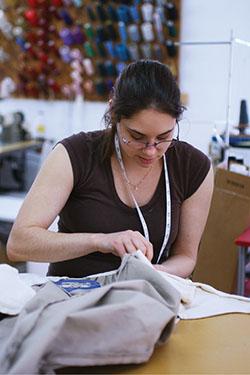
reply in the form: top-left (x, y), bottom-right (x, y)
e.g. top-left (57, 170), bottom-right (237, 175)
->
top-left (47, 130), bottom-right (210, 277)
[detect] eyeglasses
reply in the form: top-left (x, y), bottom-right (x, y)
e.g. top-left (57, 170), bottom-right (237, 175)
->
top-left (117, 122), bottom-right (179, 150)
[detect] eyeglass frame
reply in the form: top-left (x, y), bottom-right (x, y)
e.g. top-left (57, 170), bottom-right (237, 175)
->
top-left (117, 121), bottom-right (179, 150)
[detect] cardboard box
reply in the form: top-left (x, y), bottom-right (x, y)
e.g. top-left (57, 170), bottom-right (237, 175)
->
top-left (192, 168), bottom-right (250, 293)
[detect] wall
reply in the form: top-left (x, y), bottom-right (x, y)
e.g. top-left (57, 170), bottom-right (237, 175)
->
top-left (1, 0), bottom-right (250, 154)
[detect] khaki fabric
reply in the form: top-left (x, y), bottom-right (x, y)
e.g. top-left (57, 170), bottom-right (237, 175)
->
top-left (0, 254), bottom-right (180, 374)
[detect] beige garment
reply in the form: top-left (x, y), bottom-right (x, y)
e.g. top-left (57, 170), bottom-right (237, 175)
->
top-left (134, 250), bottom-right (250, 319)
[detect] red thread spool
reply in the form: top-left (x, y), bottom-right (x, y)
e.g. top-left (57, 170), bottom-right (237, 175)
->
top-left (25, 9), bottom-right (39, 26)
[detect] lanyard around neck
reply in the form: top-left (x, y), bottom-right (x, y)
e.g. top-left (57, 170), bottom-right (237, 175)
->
top-left (114, 132), bottom-right (171, 264)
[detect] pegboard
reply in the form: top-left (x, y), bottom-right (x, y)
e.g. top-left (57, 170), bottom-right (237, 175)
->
top-left (0, 0), bottom-right (181, 101)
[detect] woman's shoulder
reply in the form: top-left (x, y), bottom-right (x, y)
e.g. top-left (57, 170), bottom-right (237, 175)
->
top-left (60, 129), bottom-right (105, 148)
top-left (169, 140), bottom-right (210, 165)
top-left (167, 141), bottom-right (211, 200)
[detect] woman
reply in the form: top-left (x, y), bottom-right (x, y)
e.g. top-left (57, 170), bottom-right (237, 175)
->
top-left (7, 59), bottom-right (214, 278)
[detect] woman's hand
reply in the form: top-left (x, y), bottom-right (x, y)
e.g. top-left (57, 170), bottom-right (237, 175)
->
top-left (95, 230), bottom-right (153, 261)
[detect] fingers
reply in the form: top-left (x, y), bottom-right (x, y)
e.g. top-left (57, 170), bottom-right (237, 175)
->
top-left (109, 230), bottom-right (153, 261)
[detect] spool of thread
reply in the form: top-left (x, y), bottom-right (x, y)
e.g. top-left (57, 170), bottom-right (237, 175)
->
top-left (26, 0), bottom-right (38, 7)
top-left (59, 9), bottom-right (73, 26)
top-left (128, 24), bottom-right (140, 42)
top-left (106, 21), bottom-right (117, 40)
top-left (95, 4), bottom-right (107, 21)
top-left (127, 43), bottom-right (140, 60)
top-left (105, 60), bottom-right (116, 76)
top-left (166, 2), bottom-right (178, 20)
top-left (51, 0), bottom-right (62, 5)
top-left (84, 41), bottom-right (94, 58)
top-left (84, 23), bottom-right (94, 39)
top-left (129, 5), bottom-right (140, 23)
top-left (141, 2), bottom-right (153, 22)
top-left (97, 61), bottom-right (107, 76)
top-left (167, 20), bottom-right (177, 37)
top-left (16, 37), bottom-right (27, 51)
top-left (24, 9), bottom-right (39, 26)
top-left (83, 79), bottom-right (94, 94)
top-left (95, 38), bottom-right (106, 57)
top-left (72, 0), bottom-right (83, 7)
top-left (117, 5), bottom-right (131, 24)
top-left (118, 21), bottom-right (128, 41)
top-left (106, 5), bottom-right (117, 21)
top-left (141, 22), bottom-right (154, 42)
top-left (140, 43), bottom-right (151, 59)
top-left (86, 6), bottom-right (95, 21)
top-left (59, 28), bottom-right (73, 45)
top-left (95, 79), bottom-right (108, 96)
top-left (165, 40), bottom-right (177, 57)
top-left (106, 78), bottom-right (113, 92)
top-left (95, 25), bottom-right (108, 42)
top-left (155, 6), bottom-right (167, 24)
top-left (116, 62), bottom-right (126, 75)
top-left (70, 26), bottom-right (85, 44)
top-left (82, 58), bottom-right (95, 75)
top-left (153, 12), bottom-right (164, 43)
top-left (104, 40), bottom-right (116, 58)
top-left (59, 45), bottom-right (72, 63)
top-left (116, 43), bottom-right (130, 61)
top-left (63, 0), bottom-right (72, 5)
top-left (153, 44), bottom-right (164, 60)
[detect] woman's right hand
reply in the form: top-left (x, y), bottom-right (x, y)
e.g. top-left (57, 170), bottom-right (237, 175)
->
top-left (95, 230), bottom-right (153, 261)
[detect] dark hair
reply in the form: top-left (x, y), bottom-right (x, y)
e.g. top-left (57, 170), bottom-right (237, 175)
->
top-left (101, 59), bottom-right (186, 160)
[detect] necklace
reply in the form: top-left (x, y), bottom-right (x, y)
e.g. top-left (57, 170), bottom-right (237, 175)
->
top-left (114, 132), bottom-right (171, 264)
top-left (127, 165), bottom-right (153, 191)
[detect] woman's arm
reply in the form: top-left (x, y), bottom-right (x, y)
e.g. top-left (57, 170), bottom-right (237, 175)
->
top-left (7, 144), bottom-right (153, 263)
top-left (154, 164), bottom-right (214, 278)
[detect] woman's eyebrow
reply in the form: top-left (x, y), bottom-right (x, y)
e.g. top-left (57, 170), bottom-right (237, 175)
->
top-left (128, 127), bottom-right (175, 136)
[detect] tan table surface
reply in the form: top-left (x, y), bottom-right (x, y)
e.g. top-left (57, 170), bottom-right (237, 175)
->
top-left (57, 313), bottom-right (250, 374)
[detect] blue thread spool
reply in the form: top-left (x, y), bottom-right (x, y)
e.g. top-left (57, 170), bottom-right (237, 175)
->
top-left (72, 0), bottom-right (83, 7)
top-left (106, 78), bottom-right (113, 93)
top-left (117, 5), bottom-right (131, 24)
top-left (118, 21), bottom-right (128, 41)
top-left (128, 24), bottom-right (140, 42)
top-left (105, 60), bottom-right (116, 76)
top-left (59, 45), bottom-right (72, 63)
top-left (104, 40), bottom-right (116, 58)
top-left (129, 5), bottom-right (140, 23)
top-left (106, 5), bottom-right (117, 21)
top-left (59, 28), bottom-right (73, 45)
top-left (116, 43), bottom-right (130, 61)
top-left (116, 62), bottom-right (126, 75)
top-left (59, 9), bottom-right (73, 26)
top-left (16, 37), bottom-right (26, 51)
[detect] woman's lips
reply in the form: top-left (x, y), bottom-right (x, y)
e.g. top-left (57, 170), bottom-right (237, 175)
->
top-left (138, 156), bottom-right (156, 164)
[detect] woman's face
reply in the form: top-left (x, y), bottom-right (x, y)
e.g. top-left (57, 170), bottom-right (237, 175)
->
top-left (117, 108), bottom-right (176, 168)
